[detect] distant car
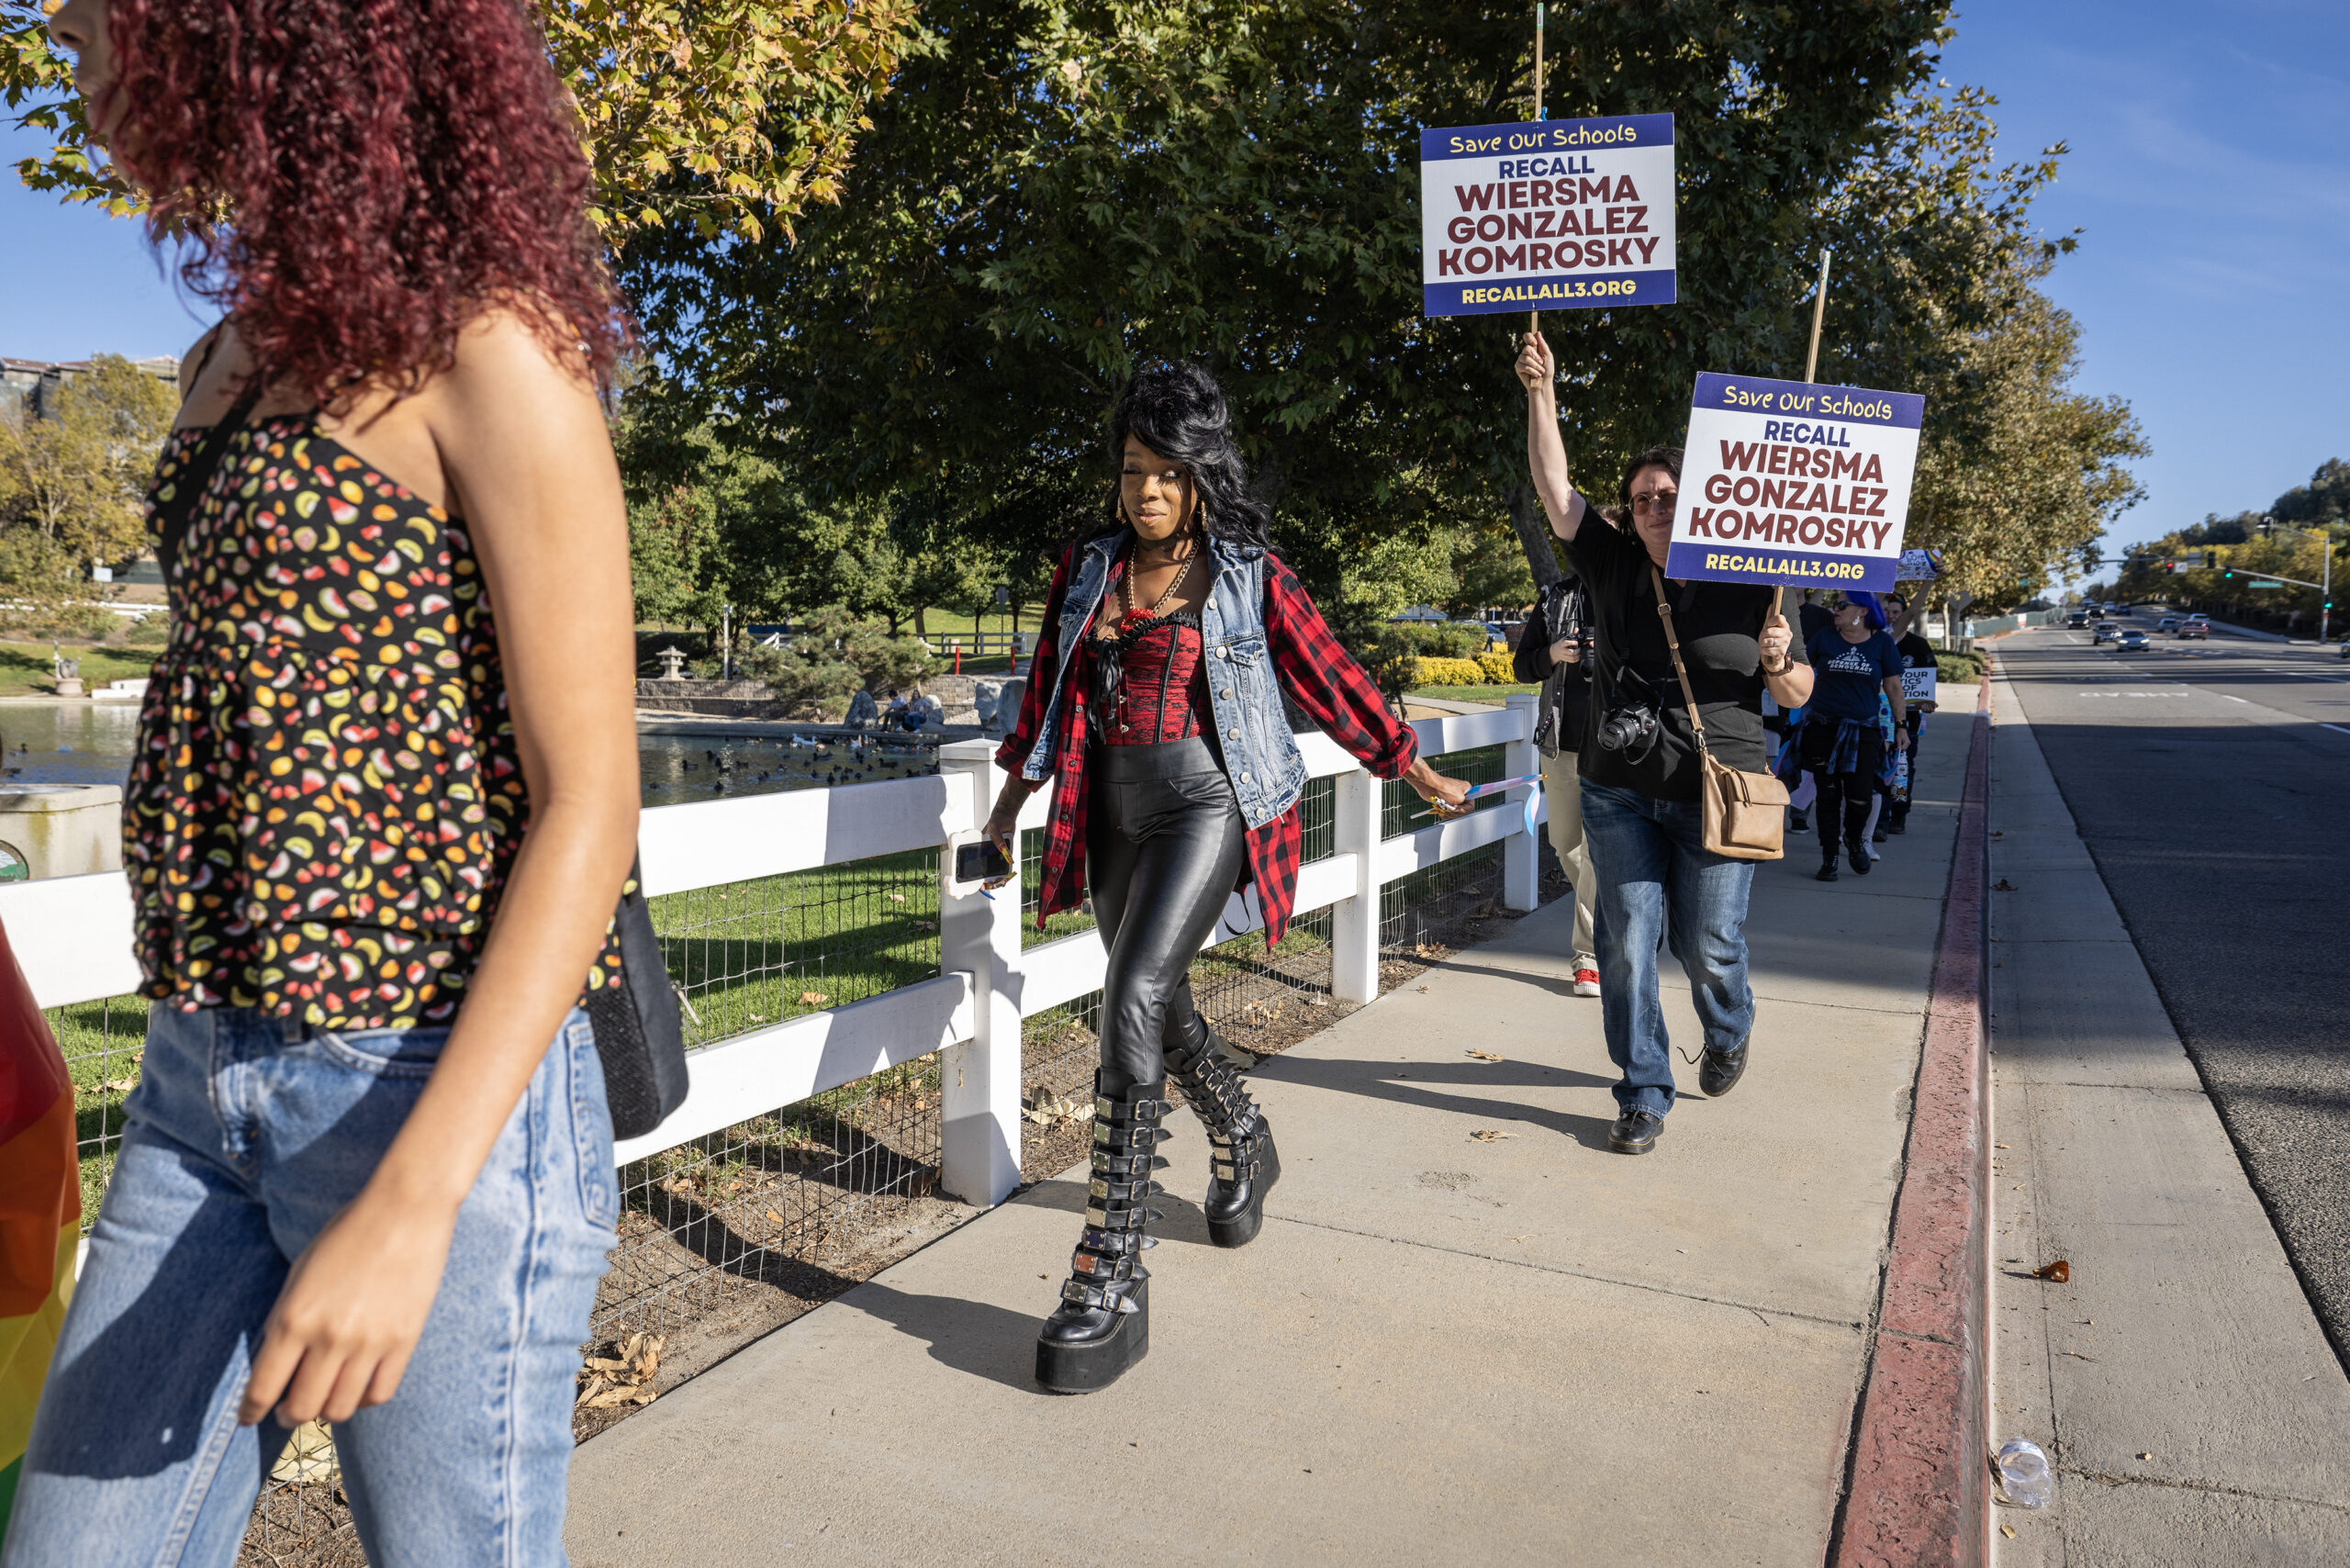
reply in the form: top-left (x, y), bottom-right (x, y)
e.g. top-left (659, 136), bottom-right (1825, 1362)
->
top-left (2092, 621), bottom-right (2120, 644)
top-left (2066, 609), bottom-right (2090, 627)
top-left (2113, 602), bottom-right (2133, 617)
top-left (2177, 617), bottom-right (2208, 640)
top-left (2157, 616), bottom-right (2181, 633)
top-left (2118, 628), bottom-right (2149, 651)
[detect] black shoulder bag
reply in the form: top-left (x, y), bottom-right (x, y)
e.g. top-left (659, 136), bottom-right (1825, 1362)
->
top-left (156, 379), bottom-right (689, 1138)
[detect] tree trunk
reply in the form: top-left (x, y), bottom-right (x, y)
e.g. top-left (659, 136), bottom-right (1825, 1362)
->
top-left (914, 605), bottom-right (927, 639)
top-left (1508, 485), bottom-right (1565, 592)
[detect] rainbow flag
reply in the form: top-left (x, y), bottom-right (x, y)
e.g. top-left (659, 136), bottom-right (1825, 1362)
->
top-left (0, 920), bottom-right (79, 1533)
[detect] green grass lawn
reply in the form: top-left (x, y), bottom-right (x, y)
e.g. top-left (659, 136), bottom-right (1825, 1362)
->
top-left (0, 643), bottom-right (160, 697)
top-left (1407, 682), bottom-right (1538, 705)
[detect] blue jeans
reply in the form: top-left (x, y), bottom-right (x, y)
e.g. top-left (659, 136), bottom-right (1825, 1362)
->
top-left (1578, 781), bottom-right (1758, 1117)
top-left (3, 1006), bottom-right (617, 1568)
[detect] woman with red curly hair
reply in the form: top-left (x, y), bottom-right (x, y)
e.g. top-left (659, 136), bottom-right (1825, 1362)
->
top-left (6, 3), bottom-right (640, 1562)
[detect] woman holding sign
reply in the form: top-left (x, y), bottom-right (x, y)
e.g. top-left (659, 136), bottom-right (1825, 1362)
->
top-left (983, 362), bottom-right (1471, 1392)
top-left (1514, 333), bottom-right (1814, 1156)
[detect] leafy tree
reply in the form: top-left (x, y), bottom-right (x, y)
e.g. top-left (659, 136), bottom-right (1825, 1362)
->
top-left (0, 353), bottom-right (176, 603)
top-left (737, 605), bottom-right (937, 714)
top-left (2271, 458), bottom-right (2350, 537)
top-left (615, 0), bottom-right (1952, 632)
top-left (3, 0), bottom-right (922, 241)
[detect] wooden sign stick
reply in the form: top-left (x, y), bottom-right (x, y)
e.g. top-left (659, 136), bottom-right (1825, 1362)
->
top-left (1529, 3), bottom-right (1546, 333)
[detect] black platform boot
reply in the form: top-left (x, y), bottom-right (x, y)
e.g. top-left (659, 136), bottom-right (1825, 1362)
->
top-left (1035, 1081), bottom-right (1169, 1394)
top-left (1164, 1027), bottom-right (1282, 1249)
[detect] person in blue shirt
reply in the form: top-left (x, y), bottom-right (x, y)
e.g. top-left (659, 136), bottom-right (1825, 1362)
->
top-left (1799, 596), bottom-right (1908, 881)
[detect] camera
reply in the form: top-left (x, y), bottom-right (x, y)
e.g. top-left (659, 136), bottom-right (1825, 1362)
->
top-left (1595, 668), bottom-right (1662, 760)
top-left (1595, 701), bottom-right (1661, 757)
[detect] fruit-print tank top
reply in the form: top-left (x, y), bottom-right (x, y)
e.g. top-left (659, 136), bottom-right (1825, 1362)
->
top-left (127, 413), bottom-right (627, 1030)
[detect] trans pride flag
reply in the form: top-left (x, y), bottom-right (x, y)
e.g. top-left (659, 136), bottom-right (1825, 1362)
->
top-left (0, 920), bottom-right (77, 1531)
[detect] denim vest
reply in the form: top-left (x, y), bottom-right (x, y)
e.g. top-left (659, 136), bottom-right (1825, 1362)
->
top-left (1017, 532), bottom-right (1310, 830)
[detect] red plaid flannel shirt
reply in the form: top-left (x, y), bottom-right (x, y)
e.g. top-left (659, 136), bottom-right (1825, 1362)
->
top-left (997, 542), bottom-right (1418, 947)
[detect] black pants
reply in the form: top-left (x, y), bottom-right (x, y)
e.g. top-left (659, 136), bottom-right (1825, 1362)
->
top-left (1087, 737), bottom-right (1248, 1092)
top-left (1799, 719), bottom-right (1885, 855)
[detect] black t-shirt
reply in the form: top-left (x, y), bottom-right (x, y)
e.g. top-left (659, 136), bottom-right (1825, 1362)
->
top-left (1806, 627), bottom-right (1900, 722)
top-left (1561, 495), bottom-right (1805, 802)
top-left (1896, 633), bottom-right (1934, 671)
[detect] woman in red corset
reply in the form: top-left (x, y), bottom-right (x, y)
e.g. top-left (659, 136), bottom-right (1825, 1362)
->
top-left (984, 363), bottom-right (1470, 1392)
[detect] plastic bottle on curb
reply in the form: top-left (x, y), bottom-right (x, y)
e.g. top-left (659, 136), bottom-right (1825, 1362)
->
top-left (1996, 1439), bottom-right (2053, 1508)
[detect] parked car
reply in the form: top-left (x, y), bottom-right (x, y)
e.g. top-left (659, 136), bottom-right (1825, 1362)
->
top-left (2092, 621), bottom-right (2121, 644)
top-left (2118, 628), bottom-right (2149, 651)
top-left (2157, 616), bottom-right (2181, 634)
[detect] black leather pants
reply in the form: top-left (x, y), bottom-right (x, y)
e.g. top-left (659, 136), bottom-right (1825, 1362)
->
top-left (1087, 737), bottom-right (1248, 1094)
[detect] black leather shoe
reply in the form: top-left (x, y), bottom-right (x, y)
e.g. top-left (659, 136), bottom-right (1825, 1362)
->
top-left (1872, 822), bottom-right (1889, 844)
top-left (1849, 838), bottom-right (1873, 876)
top-left (1817, 849), bottom-right (1840, 882)
top-left (1607, 1107), bottom-right (1664, 1155)
top-left (1699, 1038), bottom-right (1750, 1098)
top-left (1788, 809), bottom-right (1809, 834)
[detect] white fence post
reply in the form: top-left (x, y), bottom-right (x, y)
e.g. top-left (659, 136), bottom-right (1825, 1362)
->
top-left (1502, 693), bottom-right (1540, 913)
top-left (1329, 765), bottom-right (1382, 1004)
top-left (935, 740), bottom-right (1023, 1208)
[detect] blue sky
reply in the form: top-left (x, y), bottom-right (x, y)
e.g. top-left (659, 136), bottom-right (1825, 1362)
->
top-left (5, 1), bottom-right (2344, 557)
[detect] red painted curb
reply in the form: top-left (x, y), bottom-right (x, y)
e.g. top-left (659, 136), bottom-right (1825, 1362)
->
top-left (1830, 679), bottom-right (1992, 1568)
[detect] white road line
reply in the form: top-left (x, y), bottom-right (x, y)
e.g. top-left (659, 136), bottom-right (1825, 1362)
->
top-left (2221, 694), bottom-right (2251, 703)
top-left (2327, 725), bottom-right (2350, 738)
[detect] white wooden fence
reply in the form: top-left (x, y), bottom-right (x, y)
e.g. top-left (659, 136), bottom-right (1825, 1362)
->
top-left (0, 696), bottom-right (1549, 1212)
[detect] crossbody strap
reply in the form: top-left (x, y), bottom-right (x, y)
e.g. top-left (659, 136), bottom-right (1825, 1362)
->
top-left (1648, 566), bottom-right (1711, 758)
top-left (157, 375), bottom-right (266, 588)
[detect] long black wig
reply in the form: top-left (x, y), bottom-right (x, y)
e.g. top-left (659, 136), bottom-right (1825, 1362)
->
top-left (1106, 361), bottom-right (1274, 551)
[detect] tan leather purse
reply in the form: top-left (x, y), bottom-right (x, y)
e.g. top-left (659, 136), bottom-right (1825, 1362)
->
top-left (1650, 568), bottom-right (1788, 861)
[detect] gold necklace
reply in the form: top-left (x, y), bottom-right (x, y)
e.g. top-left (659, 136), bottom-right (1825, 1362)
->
top-left (1124, 532), bottom-right (1196, 622)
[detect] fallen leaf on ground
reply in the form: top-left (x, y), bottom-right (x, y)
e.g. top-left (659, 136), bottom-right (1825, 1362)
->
top-left (2000, 1524), bottom-right (2016, 1539)
top-left (766, 1209), bottom-right (785, 1225)
top-left (2031, 1260), bottom-right (2071, 1282)
top-left (888, 891), bottom-right (906, 903)
top-left (1469, 1129), bottom-right (1516, 1143)
top-left (1466, 1049), bottom-right (1505, 1062)
top-left (1993, 879), bottom-right (2019, 891)
top-left (1416, 985), bottom-right (1429, 993)
top-left (96, 1078), bottom-right (139, 1093)
top-left (2138, 1451), bottom-right (2155, 1461)
top-left (799, 991), bottom-right (829, 1006)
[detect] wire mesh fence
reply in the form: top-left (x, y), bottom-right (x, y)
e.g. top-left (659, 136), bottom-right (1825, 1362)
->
top-left (6, 742), bottom-right (1545, 1565)
top-left (47, 991), bottom-right (150, 1240)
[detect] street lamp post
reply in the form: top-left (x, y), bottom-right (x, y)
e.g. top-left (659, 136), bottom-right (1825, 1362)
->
top-left (2259, 516), bottom-right (2335, 645)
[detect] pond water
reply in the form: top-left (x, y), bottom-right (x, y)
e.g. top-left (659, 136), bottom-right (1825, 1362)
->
top-left (0, 703), bottom-right (939, 810)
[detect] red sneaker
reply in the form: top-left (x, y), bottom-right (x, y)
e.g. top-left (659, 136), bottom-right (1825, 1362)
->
top-left (1572, 964), bottom-right (1601, 998)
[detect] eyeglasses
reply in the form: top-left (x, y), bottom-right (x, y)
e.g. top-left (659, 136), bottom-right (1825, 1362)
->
top-left (1629, 492), bottom-right (1677, 513)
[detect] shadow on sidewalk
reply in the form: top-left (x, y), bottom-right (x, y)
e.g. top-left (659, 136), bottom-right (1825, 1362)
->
top-left (840, 1280), bottom-right (1059, 1396)
top-left (1254, 1054), bottom-right (1624, 1150)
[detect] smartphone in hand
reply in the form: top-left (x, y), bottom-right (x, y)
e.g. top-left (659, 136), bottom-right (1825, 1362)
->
top-left (955, 839), bottom-right (1014, 889)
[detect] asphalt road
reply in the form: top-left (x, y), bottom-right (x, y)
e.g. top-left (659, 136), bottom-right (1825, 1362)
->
top-left (1998, 618), bottom-right (2350, 1361)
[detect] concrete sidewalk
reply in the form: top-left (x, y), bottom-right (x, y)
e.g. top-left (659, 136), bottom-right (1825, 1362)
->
top-left (565, 703), bottom-right (1981, 1567)
top-left (1986, 677), bottom-right (2350, 1562)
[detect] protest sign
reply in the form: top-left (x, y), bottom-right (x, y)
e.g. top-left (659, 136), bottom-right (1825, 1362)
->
top-left (1670, 371), bottom-right (1925, 591)
top-left (1419, 114), bottom-right (1675, 318)
top-left (1896, 547), bottom-right (1942, 582)
top-left (1900, 666), bottom-right (1937, 705)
